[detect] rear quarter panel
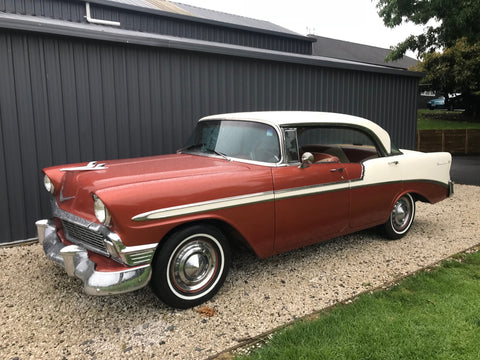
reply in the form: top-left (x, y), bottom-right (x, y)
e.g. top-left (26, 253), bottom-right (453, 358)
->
top-left (400, 150), bottom-right (452, 203)
top-left (349, 150), bottom-right (451, 230)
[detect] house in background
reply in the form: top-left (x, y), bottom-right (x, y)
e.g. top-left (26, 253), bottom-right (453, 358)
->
top-left (310, 35), bottom-right (418, 70)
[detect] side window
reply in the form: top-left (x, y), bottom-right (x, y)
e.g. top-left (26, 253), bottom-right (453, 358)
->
top-left (297, 127), bottom-right (380, 164)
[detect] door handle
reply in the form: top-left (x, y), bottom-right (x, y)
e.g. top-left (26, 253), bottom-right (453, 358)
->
top-left (330, 168), bottom-right (344, 173)
top-left (388, 161), bottom-right (399, 166)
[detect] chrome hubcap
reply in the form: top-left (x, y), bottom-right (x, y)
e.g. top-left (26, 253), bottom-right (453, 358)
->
top-left (171, 239), bottom-right (217, 293)
top-left (391, 197), bottom-right (411, 231)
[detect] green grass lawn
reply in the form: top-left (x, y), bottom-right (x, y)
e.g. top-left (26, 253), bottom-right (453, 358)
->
top-left (238, 251), bottom-right (480, 360)
top-left (418, 109), bottom-right (480, 130)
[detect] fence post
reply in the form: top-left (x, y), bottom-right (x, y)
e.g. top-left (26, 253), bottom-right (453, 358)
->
top-left (465, 129), bottom-right (468, 155)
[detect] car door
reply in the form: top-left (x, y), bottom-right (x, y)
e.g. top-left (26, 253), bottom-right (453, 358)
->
top-left (272, 160), bottom-right (361, 254)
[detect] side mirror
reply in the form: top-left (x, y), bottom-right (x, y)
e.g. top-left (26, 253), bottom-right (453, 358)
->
top-left (299, 152), bottom-right (314, 168)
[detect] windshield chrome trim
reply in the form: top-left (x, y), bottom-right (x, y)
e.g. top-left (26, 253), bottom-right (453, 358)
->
top-left (179, 118), bottom-right (287, 166)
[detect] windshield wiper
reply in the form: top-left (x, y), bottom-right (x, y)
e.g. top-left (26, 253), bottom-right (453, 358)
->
top-left (178, 144), bottom-right (230, 161)
top-left (206, 148), bottom-right (230, 161)
top-left (177, 143), bottom-right (204, 153)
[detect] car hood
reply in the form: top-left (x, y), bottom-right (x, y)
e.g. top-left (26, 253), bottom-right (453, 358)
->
top-left (44, 153), bottom-right (263, 221)
top-left (45, 153), bottom-right (253, 196)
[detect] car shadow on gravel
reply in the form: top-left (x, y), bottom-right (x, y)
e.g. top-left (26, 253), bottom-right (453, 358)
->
top-left (226, 227), bottom-right (385, 286)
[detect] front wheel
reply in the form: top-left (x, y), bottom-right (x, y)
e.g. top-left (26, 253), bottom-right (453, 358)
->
top-left (383, 193), bottom-right (415, 240)
top-left (151, 224), bottom-right (231, 309)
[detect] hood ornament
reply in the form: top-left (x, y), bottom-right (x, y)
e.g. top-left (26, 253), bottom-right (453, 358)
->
top-left (60, 161), bottom-right (108, 172)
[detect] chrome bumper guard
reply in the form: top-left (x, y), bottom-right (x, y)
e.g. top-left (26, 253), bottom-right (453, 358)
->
top-left (448, 181), bottom-right (454, 197)
top-left (35, 219), bottom-right (152, 296)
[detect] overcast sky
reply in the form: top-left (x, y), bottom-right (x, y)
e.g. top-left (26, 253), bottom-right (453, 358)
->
top-left (176, 0), bottom-right (427, 58)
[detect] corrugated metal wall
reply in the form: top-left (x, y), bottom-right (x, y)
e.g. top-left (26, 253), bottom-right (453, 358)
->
top-left (0, 0), bottom-right (313, 54)
top-left (0, 28), bottom-right (418, 243)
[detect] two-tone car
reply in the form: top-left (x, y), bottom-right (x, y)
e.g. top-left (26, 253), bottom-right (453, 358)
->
top-left (36, 111), bottom-right (453, 308)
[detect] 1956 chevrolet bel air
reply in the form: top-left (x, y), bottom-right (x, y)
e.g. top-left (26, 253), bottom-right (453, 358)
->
top-left (36, 111), bottom-right (453, 308)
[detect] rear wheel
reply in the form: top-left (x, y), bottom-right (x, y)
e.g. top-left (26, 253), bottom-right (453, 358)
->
top-left (151, 224), bottom-right (231, 309)
top-left (383, 193), bottom-right (415, 240)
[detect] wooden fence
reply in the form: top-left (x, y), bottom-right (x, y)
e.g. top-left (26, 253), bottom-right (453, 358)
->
top-left (417, 129), bottom-right (480, 154)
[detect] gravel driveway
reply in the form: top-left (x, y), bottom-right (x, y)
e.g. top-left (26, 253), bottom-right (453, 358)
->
top-left (1, 184), bottom-right (479, 360)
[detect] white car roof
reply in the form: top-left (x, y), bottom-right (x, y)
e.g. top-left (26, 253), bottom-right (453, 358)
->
top-left (200, 111), bottom-right (392, 152)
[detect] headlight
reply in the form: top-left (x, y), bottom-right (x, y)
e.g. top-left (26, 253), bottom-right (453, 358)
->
top-left (43, 175), bottom-right (55, 194)
top-left (93, 195), bottom-right (111, 225)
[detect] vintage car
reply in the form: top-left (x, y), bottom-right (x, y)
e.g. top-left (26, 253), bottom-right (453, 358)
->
top-left (36, 111), bottom-right (453, 309)
top-left (427, 96), bottom-right (446, 110)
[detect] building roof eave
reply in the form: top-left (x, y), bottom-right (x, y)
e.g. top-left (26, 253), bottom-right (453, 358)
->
top-left (81, 0), bottom-right (316, 43)
top-left (0, 12), bottom-right (423, 78)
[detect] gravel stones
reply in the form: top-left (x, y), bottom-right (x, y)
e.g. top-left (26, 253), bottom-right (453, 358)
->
top-left (1, 184), bottom-right (479, 359)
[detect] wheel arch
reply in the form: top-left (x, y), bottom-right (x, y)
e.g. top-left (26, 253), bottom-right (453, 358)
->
top-left (410, 192), bottom-right (429, 204)
top-left (154, 218), bottom-right (255, 256)
top-left (382, 191), bottom-right (416, 240)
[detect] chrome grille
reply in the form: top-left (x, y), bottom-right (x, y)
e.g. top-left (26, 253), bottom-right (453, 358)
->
top-left (61, 220), bottom-right (109, 256)
top-left (124, 251), bottom-right (156, 265)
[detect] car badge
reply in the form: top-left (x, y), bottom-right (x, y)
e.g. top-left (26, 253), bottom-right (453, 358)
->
top-left (60, 161), bottom-right (108, 172)
top-left (59, 188), bottom-right (75, 202)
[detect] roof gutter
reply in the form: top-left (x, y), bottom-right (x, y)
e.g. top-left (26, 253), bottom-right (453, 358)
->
top-left (84, 2), bottom-right (121, 27)
top-left (0, 12), bottom-right (423, 78)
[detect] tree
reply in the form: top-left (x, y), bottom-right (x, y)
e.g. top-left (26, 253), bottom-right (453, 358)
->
top-left (419, 39), bottom-right (480, 93)
top-left (416, 38), bottom-right (480, 117)
top-left (376, 0), bottom-right (480, 118)
top-left (376, 0), bottom-right (480, 61)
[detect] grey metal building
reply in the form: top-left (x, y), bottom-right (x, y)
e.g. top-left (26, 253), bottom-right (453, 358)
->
top-left (0, 0), bottom-right (422, 243)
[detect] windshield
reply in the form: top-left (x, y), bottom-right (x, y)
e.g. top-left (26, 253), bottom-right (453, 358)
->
top-left (181, 120), bottom-right (281, 163)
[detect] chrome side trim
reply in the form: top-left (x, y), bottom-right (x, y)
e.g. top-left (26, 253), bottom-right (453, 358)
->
top-left (132, 176), bottom-right (447, 223)
top-left (37, 219), bottom-right (151, 295)
top-left (132, 191), bottom-right (275, 221)
top-left (132, 180), bottom-right (354, 222)
top-left (274, 180), bottom-right (350, 200)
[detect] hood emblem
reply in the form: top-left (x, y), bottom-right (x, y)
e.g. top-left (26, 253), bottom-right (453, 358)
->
top-left (59, 188), bottom-right (75, 202)
top-left (60, 161), bottom-right (108, 172)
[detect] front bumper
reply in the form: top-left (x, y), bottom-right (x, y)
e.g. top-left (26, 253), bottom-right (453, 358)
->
top-left (36, 219), bottom-right (152, 295)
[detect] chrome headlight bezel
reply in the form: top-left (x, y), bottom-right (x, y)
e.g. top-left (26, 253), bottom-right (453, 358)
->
top-left (93, 194), bottom-right (111, 226)
top-left (43, 174), bottom-right (55, 194)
